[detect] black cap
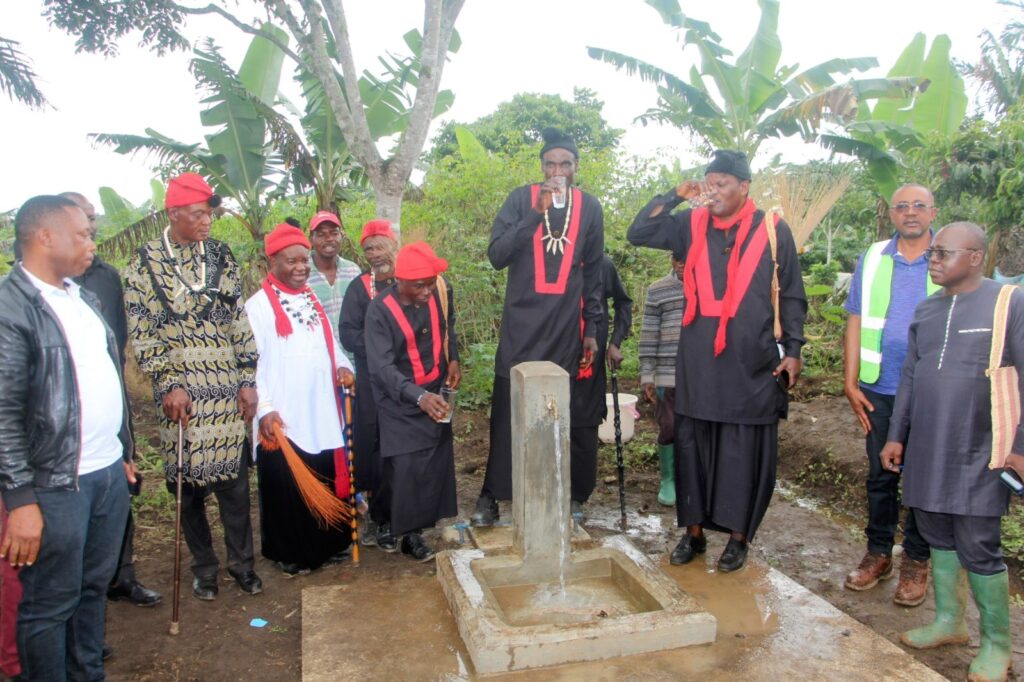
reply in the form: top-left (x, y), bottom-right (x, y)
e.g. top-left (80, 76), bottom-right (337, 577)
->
top-left (704, 149), bottom-right (751, 181)
top-left (539, 127), bottom-right (579, 160)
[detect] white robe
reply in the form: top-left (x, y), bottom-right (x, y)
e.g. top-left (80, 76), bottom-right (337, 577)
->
top-left (245, 289), bottom-right (354, 455)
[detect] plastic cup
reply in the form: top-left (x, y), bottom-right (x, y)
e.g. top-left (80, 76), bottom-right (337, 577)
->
top-left (551, 176), bottom-right (567, 209)
top-left (439, 387), bottom-right (457, 424)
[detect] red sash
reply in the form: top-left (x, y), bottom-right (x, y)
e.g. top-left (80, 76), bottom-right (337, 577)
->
top-left (530, 185), bottom-right (583, 295)
top-left (692, 222), bottom-right (769, 319)
top-left (382, 293), bottom-right (442, 385)
top-left (261, 274), bottom-right (349, 496)
top-left (360, 273), bottom-right (372, 296)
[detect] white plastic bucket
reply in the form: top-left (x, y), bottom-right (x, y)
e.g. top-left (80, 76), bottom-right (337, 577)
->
top-left (598, 393), bottom-right (639, 444)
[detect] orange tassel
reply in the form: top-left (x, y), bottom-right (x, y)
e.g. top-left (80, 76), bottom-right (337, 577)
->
top-left (268, 422), bottom-right (352, 530)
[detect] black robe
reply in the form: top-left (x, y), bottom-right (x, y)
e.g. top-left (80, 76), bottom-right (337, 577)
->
top-left (892, 279), bottom-right (1024, 517)
top-left (338, 273), bottom-right (394, 501)
top-left (571, 255), bottom-right (634, 427)
top-left (481, 184), bottom-right (606, 501)
top-left (627, 191), bottom-right (807, 423)
top-left (489, 184), bottom-right (605, 378)
top-left (365, 282), bottom-right (459, 535)
top-left (628, 191), bottom-right (807, 539)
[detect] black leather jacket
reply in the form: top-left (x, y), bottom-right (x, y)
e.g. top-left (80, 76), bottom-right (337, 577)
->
top-left (0, 266), bottom-right (132, 510)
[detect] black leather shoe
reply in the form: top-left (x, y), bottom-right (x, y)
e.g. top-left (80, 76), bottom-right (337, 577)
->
top-left (469, 496), bottom-right (499, 528)
top-left (192, 575), bottom-right (218, 601)
top-left (376, 524), bottom-right (399, 552)
top-left (108, 580), bottom-right (163, 607)
top-left (717, 538), bottom-right (748, 573)
top-left (669, 534), bottom-right (707, 565)
top-left (228, 569), bottom-right (263, 595)
top-left (401, 533), bottom-right (436, 563)
top-left (102, 644), bottom-right (114, 661)
top-left (276, 561), bottom-right (310, 578)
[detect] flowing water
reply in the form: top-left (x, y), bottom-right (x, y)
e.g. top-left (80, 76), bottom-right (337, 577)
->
top-left (552, 418), bottom-right (568, 599)
top-left (489, 576), bottom-right (649, 626)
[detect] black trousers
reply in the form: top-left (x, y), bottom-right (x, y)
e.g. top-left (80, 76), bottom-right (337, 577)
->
top-left (569, 426), bottom-right (598, 504)
top-left (914, 509), bottom-right (1004, 575)
top-left (675, 416), bottom-right (776, 541)
top-left (167, 458), bottom-right (255, 580)
top-left (110, 509), bottom-right (138, 586)
top-left (482, 375), bottom-right (598, 502)
top-left (863, 388), bottom-right (929, 561)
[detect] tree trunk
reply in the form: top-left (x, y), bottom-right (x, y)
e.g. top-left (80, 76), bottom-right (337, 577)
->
top-left (376, 189), bottom-right (403, 241)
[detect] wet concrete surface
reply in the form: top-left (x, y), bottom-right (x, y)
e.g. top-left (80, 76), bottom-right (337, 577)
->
top-left (303, 523), bottom-right (945, 681)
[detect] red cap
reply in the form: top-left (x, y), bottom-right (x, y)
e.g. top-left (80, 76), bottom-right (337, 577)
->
top-left (360, 219), bottom-right (396, 245)
top-left (264, 224), bottom-right (311, 257)
top-left (394, 241), bottom-right (448, 280)
top-left (165, 172), bottom-right (215, 209)
top-left (309, 210), bottom-right (341, 233)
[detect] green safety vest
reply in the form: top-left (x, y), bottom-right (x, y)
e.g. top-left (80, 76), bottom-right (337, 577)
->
top-left (859, 239), bottom-right (940, 384)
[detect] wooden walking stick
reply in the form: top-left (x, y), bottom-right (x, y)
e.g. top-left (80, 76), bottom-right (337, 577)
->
top-left (169, 420), bottom-right (185, 636)
top-left (610, 370), bottom-right (627, 531)
top-left (343, 386), bottom-right (360, 566)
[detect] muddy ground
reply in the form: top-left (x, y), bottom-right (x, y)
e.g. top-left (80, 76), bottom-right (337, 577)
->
top-left (97, 386), bottom-right (1024, 681)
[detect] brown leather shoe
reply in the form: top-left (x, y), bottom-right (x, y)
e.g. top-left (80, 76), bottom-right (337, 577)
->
top-left (844, 551), bottom-right (894, 591)
top-left (893, 556), bottom-right (930, 607)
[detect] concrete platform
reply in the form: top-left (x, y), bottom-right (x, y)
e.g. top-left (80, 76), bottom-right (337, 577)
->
top-left (466, 521), bottom-right (592, 554)
top-left (437, 535), bottom-right (716, 675)
top-left (301, 549), bottom-right (946, 681)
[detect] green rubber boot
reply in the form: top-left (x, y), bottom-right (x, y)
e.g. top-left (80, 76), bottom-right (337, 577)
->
top-left (657, 445), bottom-right (676, 507)
top-left (899, 549), bottom-right (969, 649)
top-left (967, 570), bottom-right (1012, 682)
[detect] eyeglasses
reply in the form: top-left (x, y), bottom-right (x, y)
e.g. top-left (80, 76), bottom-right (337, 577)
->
top-left (924, 248), bottom-right (981, 261)
top-left (891, 201), bottom-right (933, 213)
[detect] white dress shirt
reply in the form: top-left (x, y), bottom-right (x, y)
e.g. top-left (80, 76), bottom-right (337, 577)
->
top-left (22, 266), bottom-right (124, 475)
top-left (245, 288), bottom-right (353, 455)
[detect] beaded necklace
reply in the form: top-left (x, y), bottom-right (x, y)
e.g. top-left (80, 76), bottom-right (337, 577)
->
top-left (542, 189), bottom-right (574, 255)
top-left (274, 285), bottom-right (321, 331)
top-left (162, 227), bottom-right (208, 299)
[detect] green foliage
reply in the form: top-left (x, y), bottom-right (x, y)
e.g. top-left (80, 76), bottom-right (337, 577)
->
top-left (1002, 499), bottom-right (1024, 566)
top-left (429, 88), bottom-right (623, 160)
top-left (800, 164), bottom-right (883, 272)
top-left (820, 33), bottom-right (966, 202)
top-left (92, 30), bottom-right (292, 241)
top-left (0, 35), bottom-right (48, 108)
top-left (957, 1), bottom-right (1024, 116)
top-left (912, 105), bottom-right (1024, 234)
top-left (588, 0), bottom-right (918, 160)
top-left (800, 264), bottom-right (847, 395)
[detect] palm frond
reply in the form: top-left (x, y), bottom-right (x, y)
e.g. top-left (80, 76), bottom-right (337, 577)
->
top-left (0, 36), bottom-right (47, 108)
top-left (97, 210), bottom-right (167, 261)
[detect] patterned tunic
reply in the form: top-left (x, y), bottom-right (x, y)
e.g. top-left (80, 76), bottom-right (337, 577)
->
top-left (124, 237), bottom-right (258, 485)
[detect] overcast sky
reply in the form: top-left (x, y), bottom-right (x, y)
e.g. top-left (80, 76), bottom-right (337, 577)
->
top-left (0, 0), bottom-right (1014, 212)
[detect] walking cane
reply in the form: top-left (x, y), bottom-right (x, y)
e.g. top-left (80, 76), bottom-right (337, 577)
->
top-left (610, 369), bottom-right (627, 530)
top-left (343, 387), bottom-right (360, 567)
top-left (169, 420), bottom-right (184, 636)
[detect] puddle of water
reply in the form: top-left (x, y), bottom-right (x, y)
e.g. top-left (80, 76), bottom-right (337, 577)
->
top-left (489, 575), bottom-right (650, 626)
top-left (670, 555), bottom-right (780, 637)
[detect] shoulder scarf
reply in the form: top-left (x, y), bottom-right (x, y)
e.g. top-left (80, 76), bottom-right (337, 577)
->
top-left (682, 197), bottom-right (766, 356)
top-left (261, 272), bottom-right (349, 496)
top-left (529, 185), bottom-right (583, 295)
top-left (382, 291), bottom-right (443, 386)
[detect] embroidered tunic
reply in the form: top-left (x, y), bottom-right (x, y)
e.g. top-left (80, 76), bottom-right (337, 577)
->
top-left (627, 192), bottom-right (807, 424)
top-left (124, 237), bottom-right (258, 484)
top-left (891, 279), bottom-right (1024, 516)
top-left (489, 185), bottom-right (605, 378)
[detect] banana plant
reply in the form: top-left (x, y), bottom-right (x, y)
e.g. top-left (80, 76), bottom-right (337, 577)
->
top-left (819, 33), bottom-right (967, 213)
top-left (588, 0), bottom-right (922, 160)
top-left (92, 26), bottom-right (290, 243)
